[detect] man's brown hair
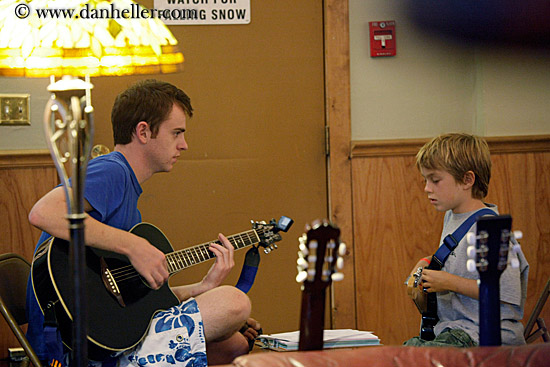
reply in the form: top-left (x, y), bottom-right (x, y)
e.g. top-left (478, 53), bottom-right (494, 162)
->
top-left (416, 133), bottom-right (491, 199)
top-left (111, 79), bottom-right (193, 145)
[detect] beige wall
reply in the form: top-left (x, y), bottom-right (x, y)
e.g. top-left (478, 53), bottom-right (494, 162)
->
top-left (0, 77), bottom-right (50, 150)
top-left (350, 0), bottom-right (550, 140)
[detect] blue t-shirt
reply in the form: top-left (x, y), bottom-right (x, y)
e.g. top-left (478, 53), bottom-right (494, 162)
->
top-left (26, 152), bottom-right (143, 360)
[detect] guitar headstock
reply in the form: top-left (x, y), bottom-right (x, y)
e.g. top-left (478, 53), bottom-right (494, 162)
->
top-left (466, 215), bottom-right (522, 278)
top-left (296, 220), bottom-right (345, 290)
top-left (253, 216), bottom-right (294, 254)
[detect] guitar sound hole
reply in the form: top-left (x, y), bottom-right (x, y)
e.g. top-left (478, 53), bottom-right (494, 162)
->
top-left (102, 258), bottom-right (152, 306)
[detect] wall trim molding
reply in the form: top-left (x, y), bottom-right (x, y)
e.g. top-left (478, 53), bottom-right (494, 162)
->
top-left (351, 135), bottom-right (550, 158)
top-left (0, 150), bottom-right (54, 168)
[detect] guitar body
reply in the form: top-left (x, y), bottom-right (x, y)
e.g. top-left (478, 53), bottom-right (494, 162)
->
top-left (32, 223), bottom-right (180, 361)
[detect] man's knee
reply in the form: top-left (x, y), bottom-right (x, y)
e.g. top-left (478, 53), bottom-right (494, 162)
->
top-left (219, 285), bottom-right (251, 320)
top-left (197, 285), bottom-right (251, 322)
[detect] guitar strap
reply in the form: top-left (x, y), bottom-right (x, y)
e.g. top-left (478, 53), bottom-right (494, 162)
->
top-left (235, 246), bottom-right (261, 293)
top-left (430, 208), bottom-right (496, 270)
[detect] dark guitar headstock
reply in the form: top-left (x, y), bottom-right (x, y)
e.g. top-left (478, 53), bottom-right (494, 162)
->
top-left (466, 215), bottom-right (522, 278)
top-left (296, 220), bottom-right (345, 351)
top-left (296, 220), bottom-right (345, 291)
top-left (253, 216), bottom-right (294, 254)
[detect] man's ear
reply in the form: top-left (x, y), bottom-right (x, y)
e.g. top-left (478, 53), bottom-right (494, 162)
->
top-left (462, 170), bottom-right (476, 189)
top-left (134, 121), bottom-right (150, 144)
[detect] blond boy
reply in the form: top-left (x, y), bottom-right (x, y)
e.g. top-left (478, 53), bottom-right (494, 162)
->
top-left (405, 133), bottom-right (527, 346)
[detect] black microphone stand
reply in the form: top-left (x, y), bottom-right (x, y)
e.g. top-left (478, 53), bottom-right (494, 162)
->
top-left (44, 76), bottom-right (94, 367)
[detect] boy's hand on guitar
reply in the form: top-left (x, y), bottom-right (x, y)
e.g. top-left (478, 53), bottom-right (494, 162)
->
top-left (128, 236), bottom-right (169, 289)
top-left (200, 233), bottom-right (235, 290)
top-left (421, 269), bottom-right (479, 299)
top-left (419, 268), bottom-right (455, 293)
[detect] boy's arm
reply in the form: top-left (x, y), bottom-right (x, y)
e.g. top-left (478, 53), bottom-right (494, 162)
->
top-left (420, 269), bottom-right (479, 299)
top-left (28, 186), bottom-right (169, 289)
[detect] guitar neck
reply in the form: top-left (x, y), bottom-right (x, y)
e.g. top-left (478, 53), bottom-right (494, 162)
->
top-left (298, 287), bottom-right (327, 350)
top-left (165, 229), bottom-right (261, 274)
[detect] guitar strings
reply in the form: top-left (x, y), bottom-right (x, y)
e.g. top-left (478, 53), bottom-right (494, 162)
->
top-left (107, 229), bottom-right (264, 283)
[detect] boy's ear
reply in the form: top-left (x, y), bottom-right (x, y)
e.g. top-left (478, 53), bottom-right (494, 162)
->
top-left (462, 170), bottom-right (476, 189)
top-left (134, 121), bottom-right (150, 144)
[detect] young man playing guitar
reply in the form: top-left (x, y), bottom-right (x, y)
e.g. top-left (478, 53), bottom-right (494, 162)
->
top-left (27, 79), bottom-right (260, 366)
top-left (405, 133), bottom-right (527, 347)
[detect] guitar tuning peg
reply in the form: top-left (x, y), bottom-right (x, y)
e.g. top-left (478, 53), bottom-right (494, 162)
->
top-left (309, 240), bottom-right (318, 249)
top-left (296, 271), bottom-right (308, 283)
top-left (299, 243), bottom-right (309, 256)
top-left (263, 248), bottom-right (271, 254)
top-left (513, 230), bottom-right (523, 240)
top-left (510, 258), bottom-right (520, 269)
top-left (466, 232), bottom-right (476, 245)
top-left (336, 257), bottom-right (344, 270)
top-left (331, 272), bottom-right (344, 282)
top-left (338, 243), bottom-right (347, 256)
top-left (297, 257), bottom-right (308, 269)
top-left (467, 245), bottom-right (476, 259)
top-left (272, 244), bottom-right (278, 249)
top-left (466, 259), bottom-right (477, 273)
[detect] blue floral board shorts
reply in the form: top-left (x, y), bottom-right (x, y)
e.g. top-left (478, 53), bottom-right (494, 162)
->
top-left (84, 298), bottom-right (207, 367)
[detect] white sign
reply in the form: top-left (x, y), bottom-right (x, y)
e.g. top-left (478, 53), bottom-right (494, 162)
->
top-left (153, 0), bottom-right (250, 25)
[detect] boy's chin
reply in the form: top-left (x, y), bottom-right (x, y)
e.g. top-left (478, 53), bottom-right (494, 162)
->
top-left (432, 204), bottom-right (449, 212)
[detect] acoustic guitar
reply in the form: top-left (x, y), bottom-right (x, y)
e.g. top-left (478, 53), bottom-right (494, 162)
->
top-left (31, 216), bottom-right (293, 361)
top-left (295, 220), bottom-right (345, 351)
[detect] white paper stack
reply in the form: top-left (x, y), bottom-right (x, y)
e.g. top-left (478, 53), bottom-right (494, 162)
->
top-left (256, 329), bottom-right (381, 351)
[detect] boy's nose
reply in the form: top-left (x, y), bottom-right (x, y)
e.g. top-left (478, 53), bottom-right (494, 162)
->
top-left (424, 183), bottom-right (432, 193)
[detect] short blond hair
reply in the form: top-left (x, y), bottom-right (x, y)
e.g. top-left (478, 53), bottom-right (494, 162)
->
top-left (416, 133), bottom-right (491, 199)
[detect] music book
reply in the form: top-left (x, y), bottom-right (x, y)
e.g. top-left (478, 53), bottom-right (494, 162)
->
top-left (256, 329), bottom-right (381, 351)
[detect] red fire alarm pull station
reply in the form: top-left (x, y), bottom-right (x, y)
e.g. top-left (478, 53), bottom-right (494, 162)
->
top-left (369, 21), bottom-right (396, 57)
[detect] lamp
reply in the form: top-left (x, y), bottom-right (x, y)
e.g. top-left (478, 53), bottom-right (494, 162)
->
top-left (0, 1), bottom-right (184, 365)
top-left (0, 0), bottom-right (183, 77)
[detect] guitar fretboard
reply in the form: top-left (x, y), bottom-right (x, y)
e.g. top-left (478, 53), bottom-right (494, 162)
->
top-left (165, 229), bottom-right (261, 274)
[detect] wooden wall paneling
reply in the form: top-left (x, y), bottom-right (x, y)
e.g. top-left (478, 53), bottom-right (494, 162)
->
top-left (325, 0), bottom-right (356, 329)
top-left (351, 155), bottom-right (443, 345)
top-left (0, 151), bottom-right (58, 358)
top-left (350, 136), bottom-right (550, 346)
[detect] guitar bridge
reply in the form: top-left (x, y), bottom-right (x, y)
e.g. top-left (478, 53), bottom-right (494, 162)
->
top-left (100, 257), bottom-right (126, 308)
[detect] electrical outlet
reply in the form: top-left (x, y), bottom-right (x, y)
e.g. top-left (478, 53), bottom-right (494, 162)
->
top-left (0, 94), bottom-right (30, 125)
